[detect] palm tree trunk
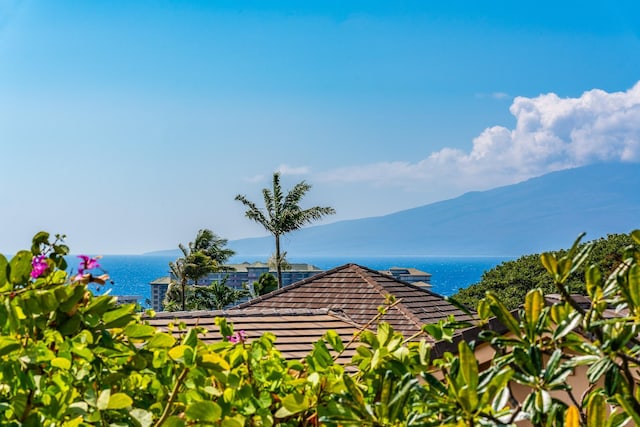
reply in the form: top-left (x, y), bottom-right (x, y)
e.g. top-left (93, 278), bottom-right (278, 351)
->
top-left (275, 234), bottom-right (282, 289)
top-left (181, 278), bottom-right (186, 311)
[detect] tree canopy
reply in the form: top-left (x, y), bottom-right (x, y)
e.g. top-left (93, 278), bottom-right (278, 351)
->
top-left (235, 172), bottom-right (335, 288)
top-left (167, 229), bottom-right (236, 310)
top-left (453, 233), bottom-right (635, 310)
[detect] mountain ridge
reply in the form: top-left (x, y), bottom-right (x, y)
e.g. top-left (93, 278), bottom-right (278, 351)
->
top-left (146, 163), bottom-right (640, 258)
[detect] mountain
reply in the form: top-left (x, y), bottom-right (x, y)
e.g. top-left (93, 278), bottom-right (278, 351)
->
top-left (225, 163), bottom-right (640, 257)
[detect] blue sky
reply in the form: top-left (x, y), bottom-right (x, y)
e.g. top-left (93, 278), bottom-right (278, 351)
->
top-left (1, 0), bottom-right (639, 254)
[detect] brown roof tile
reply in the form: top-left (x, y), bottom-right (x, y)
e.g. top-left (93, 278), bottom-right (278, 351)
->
top-left (146, 308), bottom-right (359, 364)
top-left (232, 264), bottom-right (474, 338)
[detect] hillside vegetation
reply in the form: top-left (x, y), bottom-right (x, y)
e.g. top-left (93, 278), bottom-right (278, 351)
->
top-left (453, 233), bottom-right (635, 310)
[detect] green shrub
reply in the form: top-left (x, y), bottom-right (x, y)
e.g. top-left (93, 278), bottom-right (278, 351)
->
top-left (1, 230), bottom-right (639, 426)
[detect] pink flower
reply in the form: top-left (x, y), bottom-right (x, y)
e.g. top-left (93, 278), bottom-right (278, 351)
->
top-left (227, 330), bottom-right (248, 344)
top-left (78, 255), bottom-right (100, 274)
top-left (30, 254), bottom-right (48, 279)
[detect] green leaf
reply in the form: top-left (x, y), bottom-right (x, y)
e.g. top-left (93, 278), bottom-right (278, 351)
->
top-left (107, 393), bottom-right (132, 410)
top-left (163, 416), bottom-right (186, 427)
top-left (0, 336), bottom-right (21, 356)
top-left (534, 390), bottom-right (551, 413)
top-left (628, 264), bottom-right (640, 308)
top-left (586, 265), bottom-right (602, 299)
top-left (146, 332), bottom-right (176, 349)
top-left (31, 231), bottom-right (50, 253)
top-left (486, 292), bottom-right (521, 336)
top-left (631, 230), bottom-right (640, 245)
top-left (221, 416), bottom-right (245, 427)
top-left (324, 330), bottom-right (344, 352)
top-left (0, 254), bottom-right (8, 286)
top-left (275, 393), bottom-right (311, 418)
top-left (568, 241), bottom-right (593, 276)
top-left (587, 358), bottom-right (612, 383)
top-left (587, 393), bottom-right (606, 427)
top-left (477, 298), bottom-right (491, 320)
top-left (102, 305), bottom-right (134, 329)
top-left (10, 250), bottom-right (33, 285)
top-left (540, 253), bottom-right (558, 276)
top-left (458, 341), bottom-right (478, 391)
top-left (342, 374), bottom-right (371, 420)
top-left (524, 289), bottom-right (544, 337)
top-left (182, 328), bottom-right (199, 348)
top-left (51, 357), bottom-right (71, 370)
top-left (553, 311), bottom-right (582, 341)
top-left (124, 324), bottom-right (157, 339)
top-left (168, 345), bottom-right (196, 367)
top-left (185, 401), bottom-right (222, 422)
top-left (458, 386), bottom-right (479, 413)
top-left (615, 394), bottom-right (640, 426)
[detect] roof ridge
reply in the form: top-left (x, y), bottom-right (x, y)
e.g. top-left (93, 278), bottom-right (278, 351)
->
top-left (232, 263), bottom-right (361, 309)
top-left (352, 265), bottom-right (428, 335)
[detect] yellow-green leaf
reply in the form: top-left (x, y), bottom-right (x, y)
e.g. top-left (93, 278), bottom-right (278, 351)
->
top-left (185, 401), bottom-right (222, 422)
top-left (525, 289), bottom-right (543, 329)
top-left (107, 393), bottom-right (132, 410)
top-left (51, 357), bottom-right (71, 370)
top-left (275, 393), bottom-right (311, 418)
top-left (586, 394), bottom-right (606, 427)
top-left (540, 253), bottom-right (558, 276)
top-left (124, 324), bottom-right (156, 339)
top-left (146, 332), bottom-right (176, 349)
top-left (458, 341), bottom-right (478, 391)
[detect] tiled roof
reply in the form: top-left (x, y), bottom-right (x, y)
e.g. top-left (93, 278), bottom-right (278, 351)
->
top-left (146, 308), bottom-right (359, 364)
top-left (232, 263), bottom-right (474, 338)
top-left (383, 267), bottom-right (432, 277)
top-left (150, 276), bottom-right (171, 285)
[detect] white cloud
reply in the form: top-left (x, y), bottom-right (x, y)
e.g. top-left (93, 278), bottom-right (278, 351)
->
top-left (277, 164), bottom-right (310, 175)
top-left (475, 91), bottom-right (510, 100)
top-left (320, 82), bottom-right (640, 195)
top-left (243, 174), bottom-right (264, 183)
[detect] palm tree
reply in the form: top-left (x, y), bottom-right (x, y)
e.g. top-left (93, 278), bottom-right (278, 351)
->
top-left (168, 257), bottom-right (188, 311)
top-left (235, 172), bottom-right (335, 288)
top-left (168, 229), bottom-right (236, 310)
top-left (185, 229), bottom-right (236, 269)
top-left (194, 279), bottom-right (248, 310)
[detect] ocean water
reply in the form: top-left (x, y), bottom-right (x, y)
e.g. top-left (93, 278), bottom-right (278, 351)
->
top-left (82, 255), bottom-right (511, 306)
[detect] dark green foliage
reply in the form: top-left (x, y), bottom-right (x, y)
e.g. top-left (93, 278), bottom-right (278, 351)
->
top-left (166, 229), bottom-right (236, 311)
top-left (245, 272), bottom-right (278, 298)
top-left (454, 233), bottom-right (635, 310)
top-left (164, 278), bottom-right (248, 311)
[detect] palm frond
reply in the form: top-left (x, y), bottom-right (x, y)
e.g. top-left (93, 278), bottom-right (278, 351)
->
top-left (283, 181), bottom-right (311, 207)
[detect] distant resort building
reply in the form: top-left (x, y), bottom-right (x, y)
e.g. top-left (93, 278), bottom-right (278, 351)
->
top-left (208, 262), bottom-right (323, 289)
top-left (379, 267), bottom-right (432, 288)
top-left (149, 276), bottom-right (172, 312)
top-left (148, 262), bottom-right (323, 312)
top-left (149, 262), bottom-right (432, 312)
top-left (114, 295), bottom-right (143, 306)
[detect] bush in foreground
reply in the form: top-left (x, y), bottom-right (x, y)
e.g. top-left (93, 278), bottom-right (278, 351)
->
top-left (0, 231), bottom-right (639, 426)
